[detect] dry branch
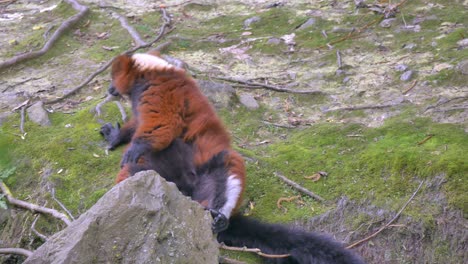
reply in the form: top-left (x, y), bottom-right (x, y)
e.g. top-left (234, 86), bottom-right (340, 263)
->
top-left (31, 215), bottom-right (48, 241)
top-left (325, 102), bottom-right (406, 112)
top-left (0, 182), bottom-right (71, 226)
top-left (220, 244), bottom-right (290, 259)
top-left (44, 7), bottom-right (173, 105)
top-left (51, 188), bottom-right (75, 221)
top-left (346, 180), bottom-right (425, 249)
top-left (19, 106), bottom-right (26, 134)
top-left (113, 12), bottom-right (147, 46)
top-left (274, 172), bottom-right (325, 202)
top-left (0, 248), bottom-right (33, 258)
top-left (0, 0), bottom-right (89, 71)
top-left (210, 76), bottom-right (326, 95)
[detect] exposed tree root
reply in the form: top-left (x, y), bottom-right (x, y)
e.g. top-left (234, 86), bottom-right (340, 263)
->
top-left (44, 7), bottom-right (173, 105)
top-left (0, 248), bottom-right (32, 258)
top-left (0, 0), bottom-right (89, 71)
top-left (210, 76), bottom-right (327, 95)
top-left (0, 182), bottom-right (71, 226)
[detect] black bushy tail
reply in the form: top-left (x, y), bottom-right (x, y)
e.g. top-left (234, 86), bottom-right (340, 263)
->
top-left (217, 214), bottom-right (366, 264)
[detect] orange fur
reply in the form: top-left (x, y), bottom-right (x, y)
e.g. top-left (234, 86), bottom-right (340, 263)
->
top-left (111, 53), bottom-right (246, 210)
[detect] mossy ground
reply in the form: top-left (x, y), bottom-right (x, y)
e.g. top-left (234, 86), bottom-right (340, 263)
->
top-left (0, 0), bottom-right (467, 262)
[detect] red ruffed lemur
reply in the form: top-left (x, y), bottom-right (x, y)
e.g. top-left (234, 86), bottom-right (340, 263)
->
top-left (100, 52), bottom-right (366, 264)
top-left (100, 51), bottom-right (245, 232)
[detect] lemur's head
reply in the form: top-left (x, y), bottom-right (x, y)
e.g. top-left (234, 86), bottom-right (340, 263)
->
top-left (108, 51), bottom-right (181, 96)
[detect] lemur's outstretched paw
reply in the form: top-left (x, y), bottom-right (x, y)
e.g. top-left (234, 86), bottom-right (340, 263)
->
top-left (100, 122), bottom-right (121, 150)
top-left (209, 209), bottom-right (229, 233)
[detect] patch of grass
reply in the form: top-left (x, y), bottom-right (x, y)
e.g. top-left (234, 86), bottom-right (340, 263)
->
top-left (0, 101), bottom-right (123, 214)
top-left (258, 116), bottom-right (467, 215)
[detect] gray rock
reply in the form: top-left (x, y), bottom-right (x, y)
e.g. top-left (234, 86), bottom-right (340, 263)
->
top-left (395, 64), bottom-right (408, 72)
top-left (24, 171), bottom-right (219, 264)
top-left (239, 93), bottom-right (259, 109)
top-left (197, 80), bottom-right (237, 109)
top-left (380, 18), bottom-right (396, 28)
top-left (457, 38), bottom-right (468, 48)
top-left (0, 112), bottom-right (11, 126)
top-left (403, 43), bottom-right (417, 50)
top-left (457, 60), bottom-right (468, 75)
top-left (297, 18), bottom-right (316, 30)
top-left (26, 101), bottom-right (51, 126)
top-left (243, 16), bottom-right (261, 28)
top-left (400, 70), bottom-right (414, 81)
top-left (267, 37), bottom-right (281, 45)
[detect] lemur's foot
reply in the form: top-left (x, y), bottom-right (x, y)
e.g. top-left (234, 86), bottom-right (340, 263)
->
top-left (209, 209), bottom-right (229, 233)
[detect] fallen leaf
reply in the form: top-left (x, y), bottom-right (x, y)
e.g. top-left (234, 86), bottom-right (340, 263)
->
top-left (93, 153), bottom-right (100, 158)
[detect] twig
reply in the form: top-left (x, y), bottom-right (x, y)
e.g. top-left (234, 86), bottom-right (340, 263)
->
top-left (0, 0), bottom-right (89, 70)
top-left (274, 172), bottom-right (325, 202)
top-left (0, 182), bottom-right (71, 226)
top-left (1, 77), bottom-right (43, 93)
top-left (336, 49), bottom-right (342, 69)
top-left (402, 80), bottom-right (417, 95)
top-left (31, 215), bottom-right (48, 241)
top-left (262, 120), bottom-right (296, 129)
top-left (113, 12), bottom-right (147, 46)
top-left (346, 180), bottom-right (425, 249)
top-left (219, 256), bottom-right (247, 264)
top-left (424, 96), bottom-right (468, 112)
top-left (51, 188), bottom-right (75, 221)
top-left (44, 7), bottom-right (173, 105)
top-left (19, 106), bottom-right (26, 134)
top-left (220, 244), bottom-right (291, 259)
top-left (210, 76), bottom-right (326, 95)
top-left (325, 102), bottom-right (405, 112)
top-left (0, 248), bottom-right (33, 258)
top-left (417, 134), bottom-right (434, 146)
top-left (114, 101), bottom-right (127, 121)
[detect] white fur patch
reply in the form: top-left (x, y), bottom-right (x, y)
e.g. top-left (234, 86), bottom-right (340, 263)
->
top-left (220, 175), bottom-right (242, 218)
top-left (132, 53), bottom-right (174, 72)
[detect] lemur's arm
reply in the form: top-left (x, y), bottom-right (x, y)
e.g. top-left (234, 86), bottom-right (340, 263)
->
top-left (100, 118), bottom-right (136, 150)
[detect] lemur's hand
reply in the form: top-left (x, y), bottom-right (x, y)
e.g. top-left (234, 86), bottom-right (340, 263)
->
top-left (120, 140), bottom-right (150, 167)
top-left (100, 122), bottom-right (121, 150)
top-left (209, 209), bottom-right (229, 233)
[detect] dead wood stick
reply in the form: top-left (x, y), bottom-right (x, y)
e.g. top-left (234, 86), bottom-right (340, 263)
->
top-left (211, 76), bottom-right (326, 95)
top-left (51, 188), bottom-right (75, 221)
top-left (274, 172), bottom-right (325, 202)
top-left (325, 102), bottom-right (405, 112)
top-left (0, 248), bottom-right (33, 258)
top-left (0, 182), bottom-right (71, 226)
top-left (19, 106), bottom-right (26, 134)
top-left (402, 80), bottom-right (417, 95)
top-left (417, 134), bottom-right (433, 146)
top-left (44, 8), bottom-right (173, 105)
top-left (114, 12), bottom-right (147, 46)
top-left (0, 0), bottom-right (89, 71)
top-left (346, 180), bottom-right (424, 249)
top-left (424, 96), bottom-right (468, 112)
top-left (220, 244), bottom-right (291, 259)
top-left (31, 215), bottom-right (48, 241)
top-left (336, 49), bottom-right (342, 69)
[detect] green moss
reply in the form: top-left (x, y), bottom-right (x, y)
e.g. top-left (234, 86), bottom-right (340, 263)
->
top-left (259, 117), bottom-right (467, 214)
top-left (0, 101), bottom-right (122, 213)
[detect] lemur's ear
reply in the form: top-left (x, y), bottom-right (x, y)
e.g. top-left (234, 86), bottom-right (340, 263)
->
top-left (111, 54), bottom-right (133, 78)
top-left (110, 54), bottom-right (135, 95)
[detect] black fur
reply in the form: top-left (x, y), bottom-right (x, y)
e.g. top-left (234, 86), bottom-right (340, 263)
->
top-left (218, 215), bottom-right (366, 264)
